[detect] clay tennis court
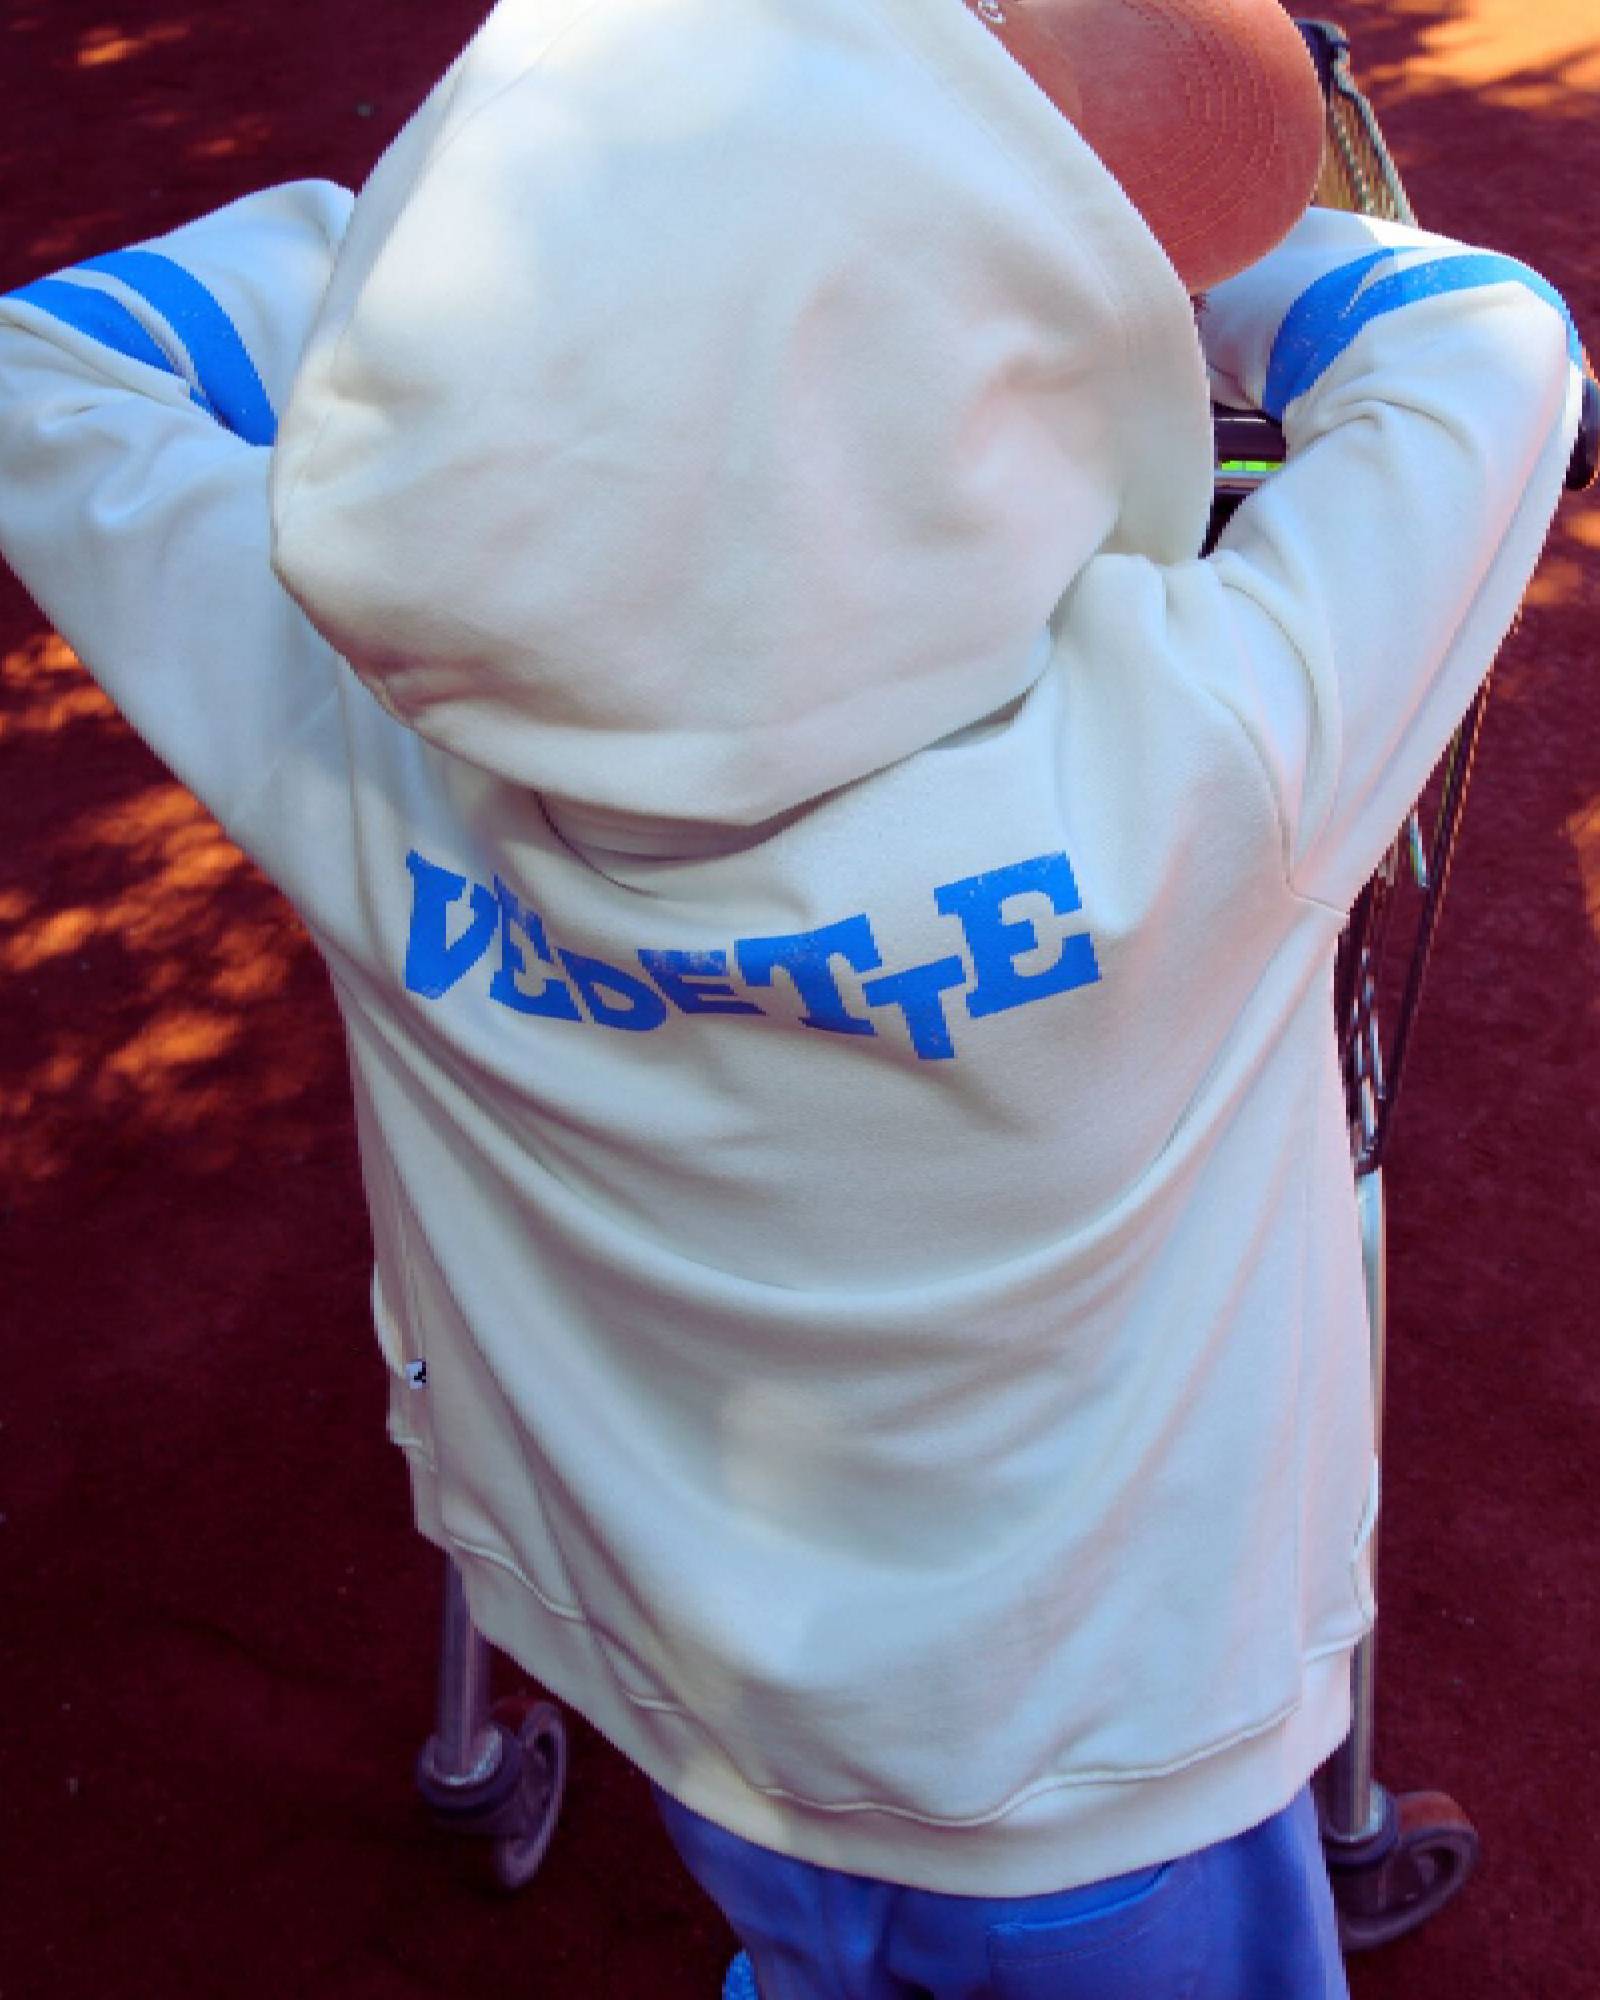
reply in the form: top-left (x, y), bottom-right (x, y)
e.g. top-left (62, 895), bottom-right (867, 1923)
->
top-left (1, 1), bottom-right (1596, 1994)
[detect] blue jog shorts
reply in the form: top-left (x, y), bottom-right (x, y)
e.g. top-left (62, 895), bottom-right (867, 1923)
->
top-left (650, 1781), bottom-right (1349, 2000)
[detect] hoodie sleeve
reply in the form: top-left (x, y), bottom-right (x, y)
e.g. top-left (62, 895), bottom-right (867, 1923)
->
top-left (0, 180), bottom-right (356, 848)
top-left (1178, 204), bottom-right (1583, 914)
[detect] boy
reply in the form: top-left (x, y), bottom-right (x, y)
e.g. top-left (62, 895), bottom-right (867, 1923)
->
top-left (0, 0), bottom-right (1583, 1992)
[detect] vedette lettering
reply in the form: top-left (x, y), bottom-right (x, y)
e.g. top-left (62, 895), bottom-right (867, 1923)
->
top-left (401, 848), bottom-right (1101, 1062)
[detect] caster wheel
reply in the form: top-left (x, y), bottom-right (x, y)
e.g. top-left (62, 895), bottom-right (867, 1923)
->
top-left (1325, 1788), bottom-right (1479, 1952)
top-left (485, 1696), bottom-right (568, 1893)
top-left (1567, 372), bottom-right (1599, 492)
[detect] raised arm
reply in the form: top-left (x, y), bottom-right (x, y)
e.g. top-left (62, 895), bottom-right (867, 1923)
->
top-left (0, 180), bottom-right (355, 851)
top-left (1071, 206), bottom-right (1583, 917)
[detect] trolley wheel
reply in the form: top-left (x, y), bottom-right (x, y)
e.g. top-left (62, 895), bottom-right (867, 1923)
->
top-left (1567, 373), bottom-right (1600, 493)
top-left (484, 1695), bottom-right (568, 1893)
top-left (1325, 1787), bottom-right (1479, 1952)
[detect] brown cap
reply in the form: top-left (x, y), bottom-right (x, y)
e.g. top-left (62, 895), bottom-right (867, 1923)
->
top-left (964, 0), bottom-right (1325, 291)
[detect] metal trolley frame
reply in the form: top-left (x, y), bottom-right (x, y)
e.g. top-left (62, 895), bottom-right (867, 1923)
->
top-left (411, 17), bottom-right (1600, 1954)
top-left (1215, 20), bottom-right (1596, 1949)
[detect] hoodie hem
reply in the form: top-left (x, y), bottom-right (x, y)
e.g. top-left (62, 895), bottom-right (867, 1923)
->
top-left (409, 1459), bottom-right (1357, 1898)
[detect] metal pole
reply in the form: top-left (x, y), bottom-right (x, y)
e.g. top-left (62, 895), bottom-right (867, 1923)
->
top-left (420, 1552), bottom-right (501, 1788)
top-left (1320, 1166), bottom-right (1389, 1844)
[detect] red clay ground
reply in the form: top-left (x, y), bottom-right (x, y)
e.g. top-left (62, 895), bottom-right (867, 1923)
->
top-left (1, 3), bottom-right (1596, 1996)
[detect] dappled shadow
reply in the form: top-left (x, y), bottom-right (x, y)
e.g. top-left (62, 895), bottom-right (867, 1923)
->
top-left (0, 610), bottom-right (350, 1199)
top-left (74, 18), bottom-right (192, 67)
top-left (1569, 790), bottom-right (1600, 945)
top-left (1, 0), bottom-right (1596, 289)
top-left (1522, 506), bottom-right (1600, 617)
top-left (1320, 0), bottom-right (1600, 332)
top-left (0, 1), bottom-right (488, 287)
top-left (1354, 0), bottom-right (1599, 100)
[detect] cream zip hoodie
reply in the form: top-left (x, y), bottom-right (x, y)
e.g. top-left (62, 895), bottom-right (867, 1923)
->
top-left (0, 0), bottom-right (1581, 1896)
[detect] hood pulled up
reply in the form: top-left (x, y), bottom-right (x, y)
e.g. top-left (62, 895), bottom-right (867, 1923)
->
top-left (270, 0), bottom-right (1213, 830)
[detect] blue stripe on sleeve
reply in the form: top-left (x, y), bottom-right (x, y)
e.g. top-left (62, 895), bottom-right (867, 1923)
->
top-left (1265, 251), bottom-right (1581, 421)
top-left (1262, 249), bottom-right (1394, 421)
top-left (79, 249), bottom-right (278, 445)
top-left (7, 276), bottom-right (186, 380)
top-left (1360, 255), bottom-right (1582, 362)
